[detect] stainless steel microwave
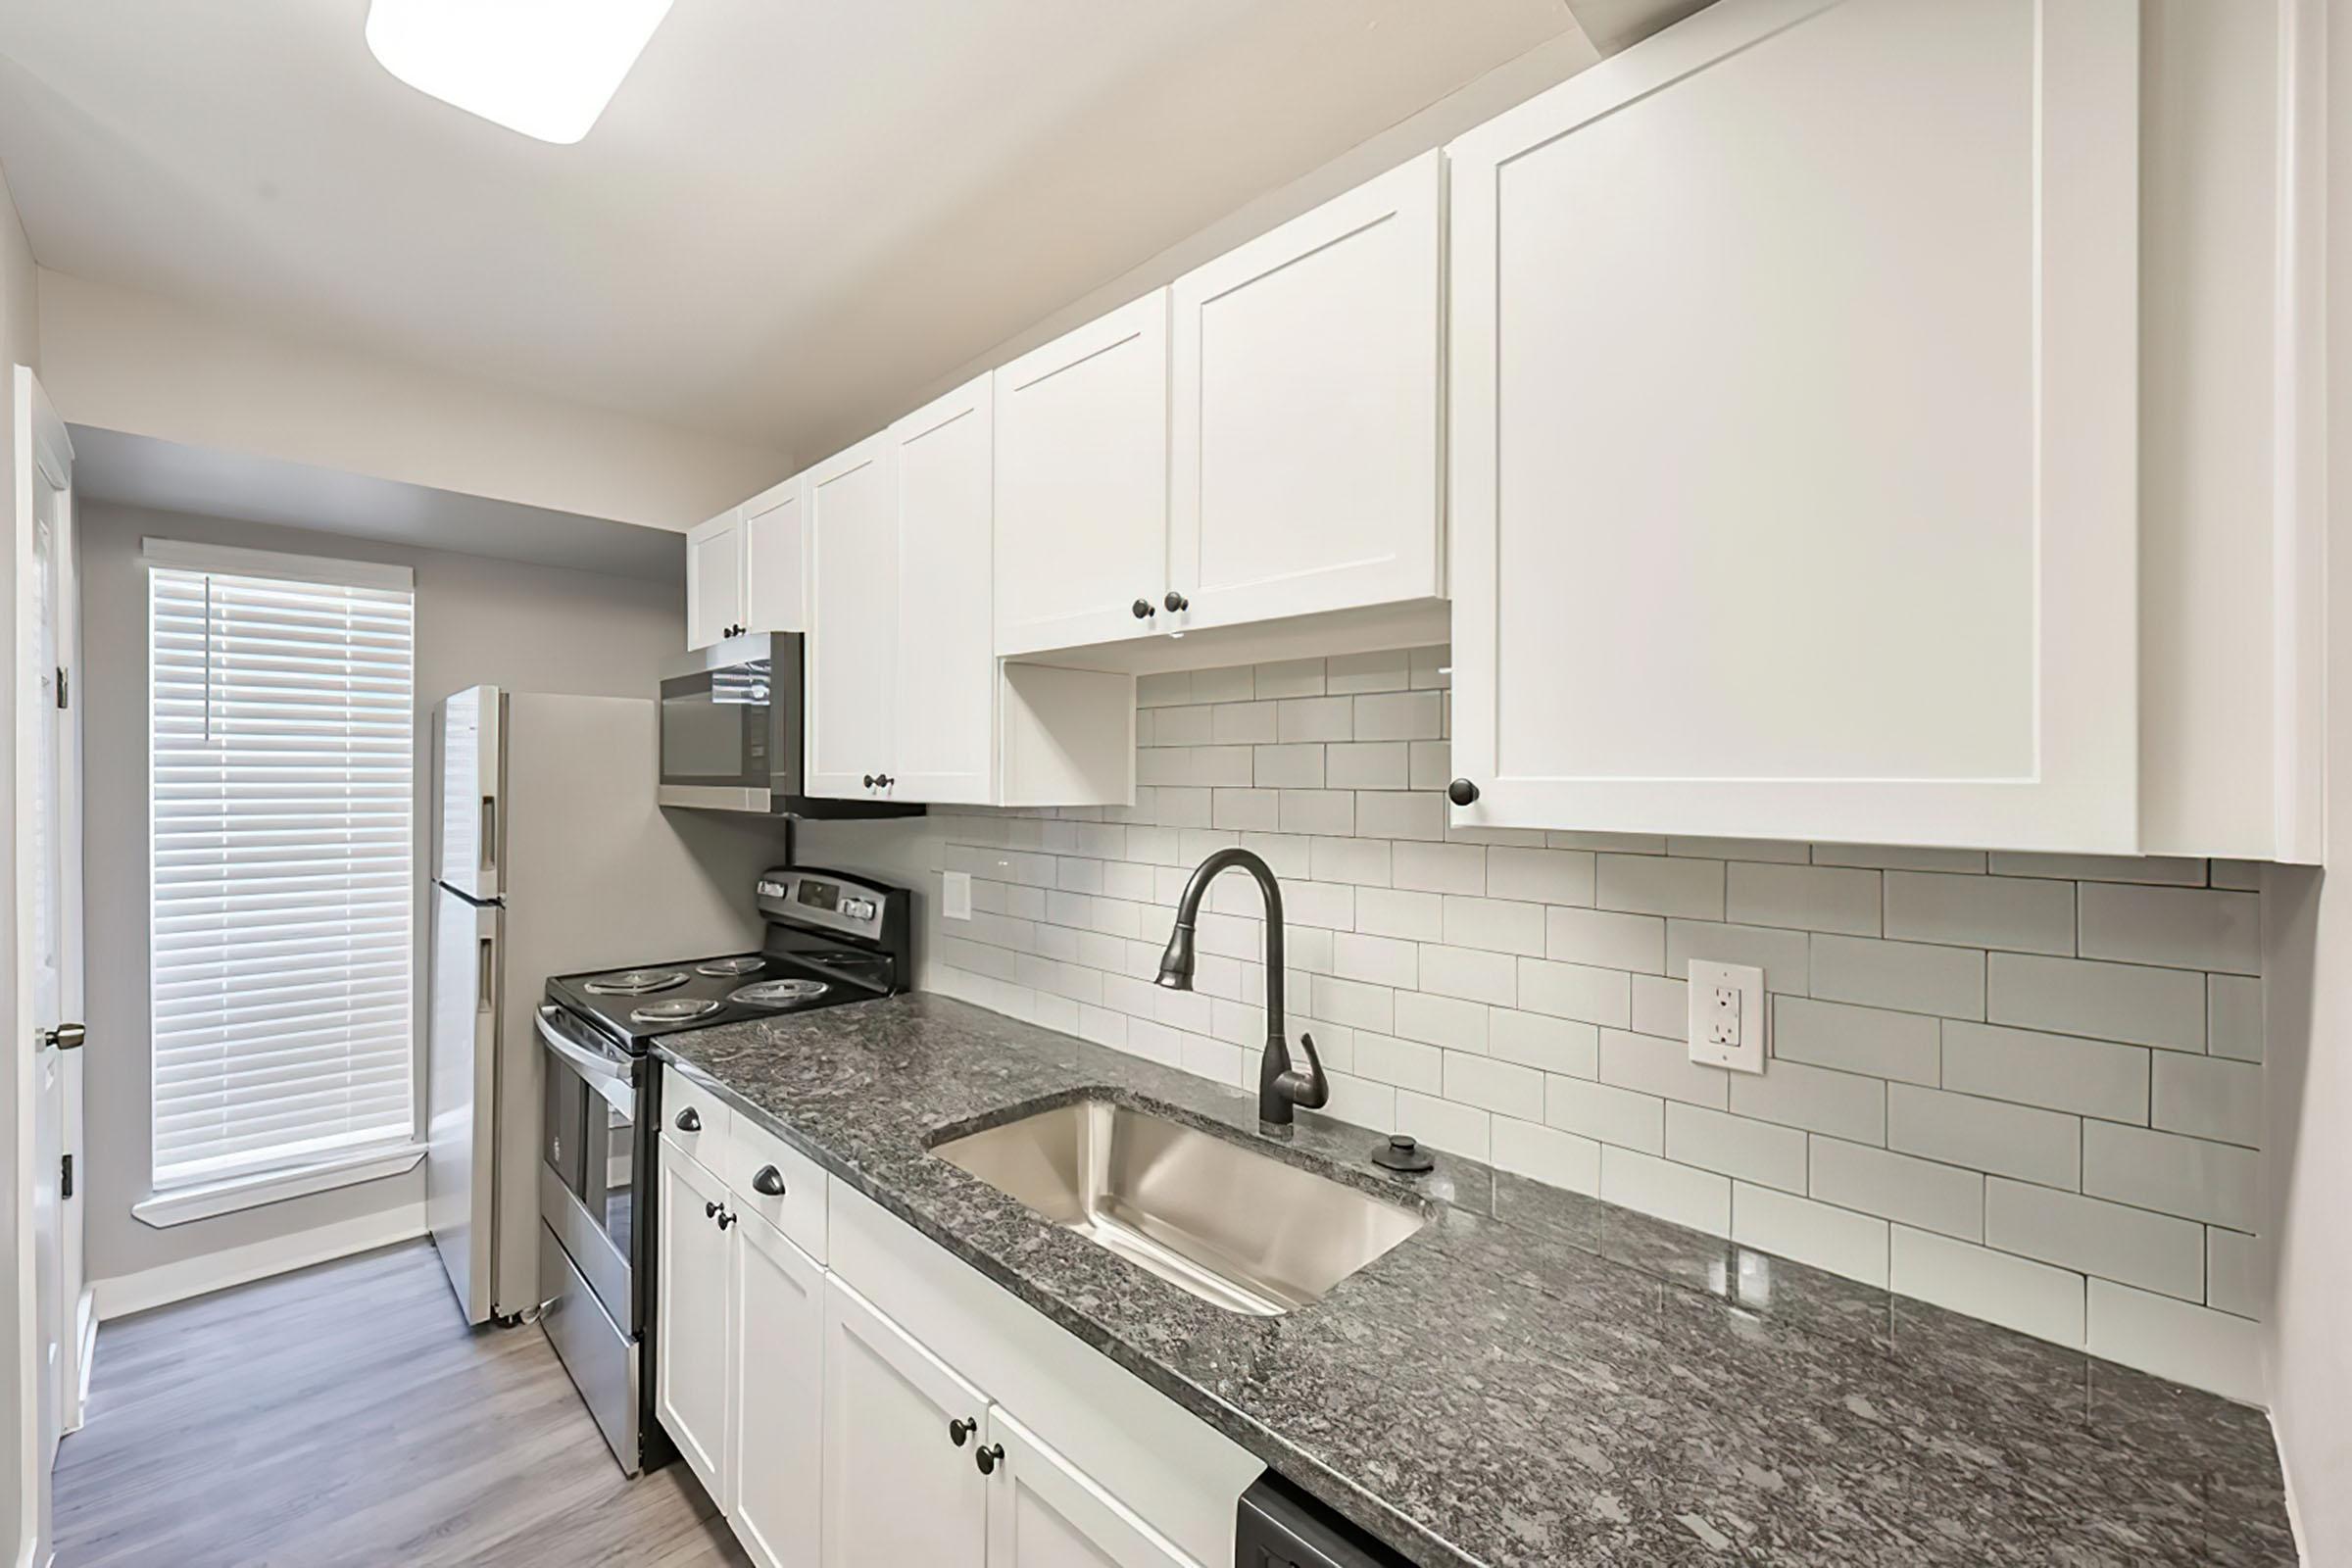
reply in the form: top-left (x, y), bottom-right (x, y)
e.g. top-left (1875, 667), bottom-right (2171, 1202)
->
top-left (657, 633), bottom-right (921, 819)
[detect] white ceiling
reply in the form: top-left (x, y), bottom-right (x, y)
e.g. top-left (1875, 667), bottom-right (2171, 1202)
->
top-left (0, 1), bottom-right (1579, 457)
top-left (73, 425), bottom-right (687, 580)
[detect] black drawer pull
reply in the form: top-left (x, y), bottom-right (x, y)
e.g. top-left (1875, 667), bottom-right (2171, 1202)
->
top-left (752, 1165), bottom-right (788, 1198)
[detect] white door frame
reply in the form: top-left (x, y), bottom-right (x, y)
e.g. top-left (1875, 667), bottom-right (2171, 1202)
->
top-left (13, 364), bottom-right (77, 1568)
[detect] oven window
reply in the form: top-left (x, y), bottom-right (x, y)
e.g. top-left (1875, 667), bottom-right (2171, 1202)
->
top-left (585, 1093), bottom-right (636, 1258)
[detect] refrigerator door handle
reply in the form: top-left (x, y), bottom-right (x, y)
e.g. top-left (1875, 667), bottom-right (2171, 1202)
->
top-left (480, 795), bottom-right (498, 875)
top-left (477, 936), bottom-right (496, 1011)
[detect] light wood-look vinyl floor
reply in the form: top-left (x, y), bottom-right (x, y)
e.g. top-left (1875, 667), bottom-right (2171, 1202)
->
top-left (55, 1240), bottom-right (748, 1568)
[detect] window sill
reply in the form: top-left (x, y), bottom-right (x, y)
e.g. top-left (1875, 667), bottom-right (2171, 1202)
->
top-left (132, 1142), bottom-right (428, 1229)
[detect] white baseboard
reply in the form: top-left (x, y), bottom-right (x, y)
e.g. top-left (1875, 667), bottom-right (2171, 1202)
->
top-left (91, 1204), bottom-right (430, 1322)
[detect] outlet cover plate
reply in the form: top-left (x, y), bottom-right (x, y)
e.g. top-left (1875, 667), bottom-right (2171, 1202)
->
top-left (942, 870), bottom-right (973, 921)
top-left (1687, 958), bottom-right (1766, 1073)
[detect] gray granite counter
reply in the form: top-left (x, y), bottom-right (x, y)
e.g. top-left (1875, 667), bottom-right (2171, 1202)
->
top-left (658, 992), bottom-right (2291, 1567)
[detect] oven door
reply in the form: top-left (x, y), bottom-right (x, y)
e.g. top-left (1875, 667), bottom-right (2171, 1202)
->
top-left (657, 636), bottom-right (803, 810)
top-left (536, 1004), bottom-right (644, 1335)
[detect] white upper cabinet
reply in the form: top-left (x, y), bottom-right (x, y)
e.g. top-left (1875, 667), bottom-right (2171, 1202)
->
top-left (1168, 151), bottom-right (1444, 633)
top-left (686, 507), bottom-right (746, 650)
top-left (893, 377), bottom-right (1000, 806)
top-left (993, 293), bottom-right (1172, 657)
top-left (805, 434), bottom-right (901, 801)
top-left (742, 475), bottom-right (808, 635)
top-left (1446, 0), bottom-right (2142, 852)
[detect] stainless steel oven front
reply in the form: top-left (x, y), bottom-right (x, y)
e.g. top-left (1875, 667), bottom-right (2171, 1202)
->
top-left (657, 633), bottom-right (804, 811)
top-left (535, 1003), bottom-right (653, 1473)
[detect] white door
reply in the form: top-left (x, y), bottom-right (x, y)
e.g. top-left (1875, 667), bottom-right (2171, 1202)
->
top-left (434, 685), bottom-right (501, 902)
top-left (14, 364), bottom-right (79, 1561)
top-left (730, 1206), bottom-right (823, 1568)
top-left (657, 1138), bottom-right (734, 1499)
top-left (743, 477), bottom-right (808, 635)
top-left (821, 1276), bottom-right (989, 1568)
top-left (1445, 0), bottom-right (2140, 852)
top-left (992, 293), bottom-right (1171, 657)
top-left (983, 1406), bottom-right (1199, 1568)
top-left (892, 375), bottom-right (997, 806)
top-left (423, 884), bottom-right (499, 1324)
top-left (804, 434), bottom-right (899, 801)
top-left (1168, 152), bottom-right (1443, 632)
top-left (687, 508), bottom-right (747, 649)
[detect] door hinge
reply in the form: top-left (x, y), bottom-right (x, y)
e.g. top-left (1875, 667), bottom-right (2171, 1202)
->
top-left (55, 666), bottom-right (67, 710)
top-left (60, 1153), bottom-right (72, 1200)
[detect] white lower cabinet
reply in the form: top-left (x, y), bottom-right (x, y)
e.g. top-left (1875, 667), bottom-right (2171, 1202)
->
top-left (655, 1081), bottom-right (1250, 1568)
top-left (655, 1137), bottom-right (734, 1497)
top-left (986, 1405), bottom-right (1195, 1568)
top-left (732, 1205), bottom-right (824, 1568)
top-left (820, 1276), bottom-right (991, 1566)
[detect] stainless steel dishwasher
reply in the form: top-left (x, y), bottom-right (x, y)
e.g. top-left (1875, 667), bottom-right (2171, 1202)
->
top-left (1237, 1472), bottom-right (1415, 1567)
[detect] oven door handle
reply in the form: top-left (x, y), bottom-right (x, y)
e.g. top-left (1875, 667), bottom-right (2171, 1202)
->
top-left (536, 1006), bottom-right (634, 1089)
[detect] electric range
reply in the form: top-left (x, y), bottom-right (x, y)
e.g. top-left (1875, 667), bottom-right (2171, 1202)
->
top-left (534, 865), bottom-right (909, 1475)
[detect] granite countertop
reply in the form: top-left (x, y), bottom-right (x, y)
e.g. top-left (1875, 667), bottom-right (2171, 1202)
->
top-left (658, 992), bottom-right (2291, 1568)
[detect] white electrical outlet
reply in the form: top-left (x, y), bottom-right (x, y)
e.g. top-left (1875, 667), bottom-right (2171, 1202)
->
top-left (1687, 958), bottom-right (1766, 1073)
top-left (941, 870), bottom-right (973, 921)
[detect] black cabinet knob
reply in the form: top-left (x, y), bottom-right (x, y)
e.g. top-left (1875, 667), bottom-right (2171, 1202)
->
top-left (876, 774), bottom-right (895, 788)
top-left (948, 1417), bottom-right (975, 1447)
top-left (975, 1442), bottom-right (1004, 1476)
top-left (1446, 778), bottom-right (1480, 807)
top-left (1132, 599), bottom-right (1153, 619)
top-left (716, 1208), bottom-right (737, 1230)
top-left (862, 774), bottom-right (876, 789)
top-left (1163, 590), bottom-right (1189, 612)
top-left (674, 1107), bottom-right (702, 1133)
top-left (704, 1200), bottom-right (720, 1219)
top-left (752, 1165), bottom-right (787, 1198)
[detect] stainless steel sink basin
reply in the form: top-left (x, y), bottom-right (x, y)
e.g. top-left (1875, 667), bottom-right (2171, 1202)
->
top-left (931, 1099), bottom-right (1424, 1315)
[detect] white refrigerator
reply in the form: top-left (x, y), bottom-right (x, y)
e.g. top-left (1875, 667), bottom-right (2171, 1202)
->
top-left (425, 687), bottom-right (777, 1324)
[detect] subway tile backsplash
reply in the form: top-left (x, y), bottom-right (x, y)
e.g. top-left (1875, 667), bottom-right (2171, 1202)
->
top-left (915, 647), bottom-right (2268, 1400)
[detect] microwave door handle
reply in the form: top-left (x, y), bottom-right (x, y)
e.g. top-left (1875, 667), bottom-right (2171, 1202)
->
top-left (535, 1007), bottom-right (633, 1089)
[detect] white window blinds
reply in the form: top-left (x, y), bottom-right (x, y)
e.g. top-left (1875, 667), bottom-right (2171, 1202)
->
top-left (147, 550), bottom-right (417, 1191)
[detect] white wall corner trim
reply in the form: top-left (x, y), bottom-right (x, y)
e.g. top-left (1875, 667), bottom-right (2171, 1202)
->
top-left (92, 1203), bottom-right (428, 1322)
top-left (129, 1142), bottom-right (426, 1229)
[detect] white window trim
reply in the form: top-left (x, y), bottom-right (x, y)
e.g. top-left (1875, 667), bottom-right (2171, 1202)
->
top-left (131, 1140), bottom-right (427, 1229)
top-left (137, 536), bottom-right (415, 592)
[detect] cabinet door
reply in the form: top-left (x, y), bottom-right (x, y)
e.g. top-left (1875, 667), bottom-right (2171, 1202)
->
top-left (744, 476), bottom-right (808, 634)
top-left (1446, 0), bottom-right (2139, 851)
top-left (805, 434), bottom-right (900, 800)
top-left (993, 293), bottom-right (1171, 657)
top-left (686, 510), bottom-right (746, 649)
top-left (656, 1138), bottom-right (733, 1499)
top-left (730, 1207), bottom-right (823, 1568)
top-left (1169, 152), bottom-right (1442, 632)
top-left (821, 1277), bottom-right (989, 1568)
top-left (983, 1406), bottom-right (1199, 1568)
top-left (892, 376), bottom-right (999, 805)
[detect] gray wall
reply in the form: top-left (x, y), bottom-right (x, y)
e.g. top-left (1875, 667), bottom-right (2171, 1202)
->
top-left (79, 501), bottom-right (689, 1289)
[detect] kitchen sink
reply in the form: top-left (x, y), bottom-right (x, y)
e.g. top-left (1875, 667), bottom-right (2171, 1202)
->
top-left (930, 1098), bottom-right (1425, 1315)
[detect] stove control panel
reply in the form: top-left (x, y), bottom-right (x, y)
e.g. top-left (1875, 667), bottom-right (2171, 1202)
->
top-left (757, 866), bottom-right (900, 946)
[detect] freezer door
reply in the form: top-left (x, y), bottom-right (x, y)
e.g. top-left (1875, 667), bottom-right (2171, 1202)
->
top-left (426, 884), bottom-right (502, 1324)
top-left (436, 685), bottom-right (504, 901)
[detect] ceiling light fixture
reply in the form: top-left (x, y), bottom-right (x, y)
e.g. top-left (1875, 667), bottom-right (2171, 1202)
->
top-left (365, 0), bottom-right (676, 145)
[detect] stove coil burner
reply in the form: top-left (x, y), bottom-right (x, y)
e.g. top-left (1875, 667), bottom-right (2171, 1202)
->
top-left (630, 998), bottom-right (724, 1025)
top-left (696, 956), bottom-right (767, 977)
top-left (584, 969), bottom-right (687, 996)
top-left (727, 978), bottom-right (831, 1006)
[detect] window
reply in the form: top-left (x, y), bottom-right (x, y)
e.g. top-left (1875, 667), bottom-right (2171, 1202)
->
top-left (145, 541), bottom-right (417, 1195)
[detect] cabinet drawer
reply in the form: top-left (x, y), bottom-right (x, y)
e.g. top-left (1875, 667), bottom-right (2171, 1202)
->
top-left (662, 1072), bottom-right (732, 1164)
top-left (725, 1114), bottom-right (828, 1264)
